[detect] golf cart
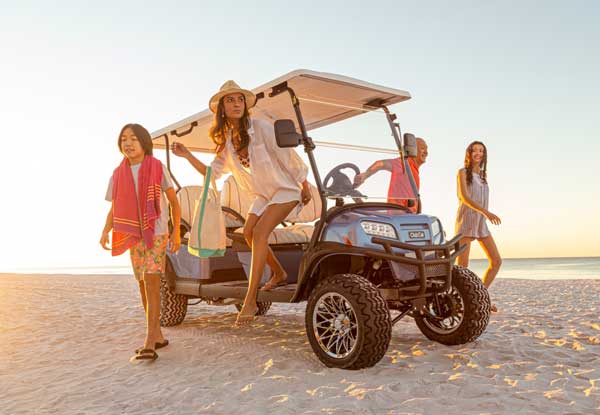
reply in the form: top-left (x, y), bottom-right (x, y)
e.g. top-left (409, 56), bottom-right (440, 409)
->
top-left (151, 69), bottom-right (491, 369)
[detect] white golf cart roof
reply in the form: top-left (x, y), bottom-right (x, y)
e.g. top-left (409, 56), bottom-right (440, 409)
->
top-left (151, 69), bottom-right (411, 153)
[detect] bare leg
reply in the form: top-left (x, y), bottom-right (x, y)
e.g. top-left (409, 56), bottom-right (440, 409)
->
top-left (478, 235), bottom-right (502, 312)
top-left (456, 237), bottom-right (474, 267)
top-left (477, 235), bottom-right (502, 289)
top-left (236, 201), bottom-right (298, 325)
top-left (137, 278), bottom-right (148, 314)
top-left (142, 273), bottom-right (165, 348)
top-left (263, 248), bottom-right (288, 286)
top-left (243, 214), bottom-right (287, 287)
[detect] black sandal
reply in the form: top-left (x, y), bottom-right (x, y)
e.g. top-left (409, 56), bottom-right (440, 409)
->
top-left (135, 340), bottom-right (168, 354)
top-left (260, 278), bottom-right (288, 291)
top-left (134, 349), bottom-right (158, 361)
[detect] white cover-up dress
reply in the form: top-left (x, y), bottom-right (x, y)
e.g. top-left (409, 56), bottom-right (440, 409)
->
top-left (210, 118), bottom-right (309, 217)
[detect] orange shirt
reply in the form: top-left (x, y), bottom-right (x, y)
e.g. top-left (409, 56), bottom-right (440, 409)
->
top-left (387, 157), bottom-right (420, 212)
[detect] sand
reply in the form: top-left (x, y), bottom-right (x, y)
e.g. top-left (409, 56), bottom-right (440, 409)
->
top-left (0, 274), bottom-right (599, 414)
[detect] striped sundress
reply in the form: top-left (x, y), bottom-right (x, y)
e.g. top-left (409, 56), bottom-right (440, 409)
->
top-left (455, 170), bottom-right (490, 239)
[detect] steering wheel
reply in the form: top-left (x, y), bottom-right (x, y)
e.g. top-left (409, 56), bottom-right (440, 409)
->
top-left (323, 163), bottom-right (366, 200)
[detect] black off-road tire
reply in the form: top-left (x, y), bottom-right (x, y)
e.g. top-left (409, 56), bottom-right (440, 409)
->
top-left (306, 274), bottom-right (391, 369)
top-left (414, 266), bottom-right (490, 345)
top-left (159, 258), bottom-right (188, 327)
top-left (235, 301), bottom-right (272, 316)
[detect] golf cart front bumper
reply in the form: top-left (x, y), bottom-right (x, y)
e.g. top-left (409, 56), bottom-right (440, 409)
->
top-left (364, 235), bottom-right (466, 297)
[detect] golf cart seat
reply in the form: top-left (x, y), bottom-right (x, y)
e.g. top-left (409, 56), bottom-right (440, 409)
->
top-left (220, 175), bottom-right (321, 245)
top-left (177, 186), bottom-right (201, 230)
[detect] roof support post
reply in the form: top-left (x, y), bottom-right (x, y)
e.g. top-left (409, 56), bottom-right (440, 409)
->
top-left (269, 82), bottom-right (328, 251)
top-left (381, 106), bottom-right (421, 213)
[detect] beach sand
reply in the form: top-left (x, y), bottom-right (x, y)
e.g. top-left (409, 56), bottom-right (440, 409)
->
top-left (1, 274), bottom-right (598, 415)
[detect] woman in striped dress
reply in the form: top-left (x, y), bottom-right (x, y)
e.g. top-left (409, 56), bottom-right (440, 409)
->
top-left (455, 141), bottom-right (502, 312)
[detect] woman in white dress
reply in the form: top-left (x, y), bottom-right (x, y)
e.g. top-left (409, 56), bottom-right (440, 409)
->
top-left (172, 80), bottom-right (312, 325)
top-left (455, 141), bottom-right (502, 312)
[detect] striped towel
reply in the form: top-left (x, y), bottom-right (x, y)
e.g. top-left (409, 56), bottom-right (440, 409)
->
top-left (111, 156), bottom-right (163, 256)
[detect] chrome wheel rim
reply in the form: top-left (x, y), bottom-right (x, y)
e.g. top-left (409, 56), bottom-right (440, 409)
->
top-left (421, 287), bottom-right (464, 334)
top-left (312, 293), bottom-right (359, 359)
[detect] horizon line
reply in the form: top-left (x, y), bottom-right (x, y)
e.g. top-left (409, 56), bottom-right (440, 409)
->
top-left (3, 255), bottom-right (599, 272)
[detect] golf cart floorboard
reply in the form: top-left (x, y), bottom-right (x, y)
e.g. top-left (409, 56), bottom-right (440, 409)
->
top-left (181, 280), bottom-right (297, 303)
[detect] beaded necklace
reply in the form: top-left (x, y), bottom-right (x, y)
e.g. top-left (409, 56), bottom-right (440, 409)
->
top-left (237, 152), bottom-right (250, 168)
top-left (231, 130), bottom-right (250, 169)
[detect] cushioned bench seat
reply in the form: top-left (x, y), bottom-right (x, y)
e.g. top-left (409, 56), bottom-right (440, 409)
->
top-left (176, 174), bottom-right (321, 247)
top-left (233, 223), bottom-right (314, 245)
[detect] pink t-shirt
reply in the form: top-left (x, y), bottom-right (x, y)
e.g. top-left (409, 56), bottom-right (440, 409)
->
top-left (387, 158), bottom-right (420, 212)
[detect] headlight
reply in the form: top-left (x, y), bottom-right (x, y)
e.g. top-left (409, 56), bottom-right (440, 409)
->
top-left (360, 221), bottom-right (398, 239)
top-left (431, 220), bottom-right (440, 236)
top-left (431, 219), bottom-right (443, 243)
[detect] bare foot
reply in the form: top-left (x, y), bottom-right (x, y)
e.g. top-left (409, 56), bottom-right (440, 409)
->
top-left (142, 334), bottom-right (165, 351)
top-left (261, 270), bottom-right (288, 291)
top-left (491, 303), bottom-right (498, 313)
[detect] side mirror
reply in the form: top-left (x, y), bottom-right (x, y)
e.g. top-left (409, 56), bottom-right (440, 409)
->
top-left (274, 119), bottom-right (302, 148)
top-left (403, 133), bottom-right (417, 157)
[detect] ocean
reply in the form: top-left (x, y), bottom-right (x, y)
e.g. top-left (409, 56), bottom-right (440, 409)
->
top-left (4, 257), bottom-right (600, 280)
top-left (469, 257), bottom-right (600, 280)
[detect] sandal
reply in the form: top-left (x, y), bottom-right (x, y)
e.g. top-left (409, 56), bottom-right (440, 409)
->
top-left (260, 275), bottom-right (288, 291)
top-left (135, 339), bottom-right (169, 355)
top-left (133, 349), bottom-right (158, 361)
top-left (234, 307), bottom-right (258, 327)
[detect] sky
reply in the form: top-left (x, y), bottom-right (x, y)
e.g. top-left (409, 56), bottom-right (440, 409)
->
top-left (1, 0), bottom-right (599, 271)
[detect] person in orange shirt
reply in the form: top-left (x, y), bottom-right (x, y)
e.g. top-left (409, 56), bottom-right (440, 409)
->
top-left (354, 137), bottom-right (428, 212)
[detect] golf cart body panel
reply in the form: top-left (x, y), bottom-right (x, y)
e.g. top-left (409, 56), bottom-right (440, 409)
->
top-left (321, 207), bottom-right (443, 247)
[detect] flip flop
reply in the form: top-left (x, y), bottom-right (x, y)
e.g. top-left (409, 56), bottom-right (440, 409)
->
top-left (233, 316), bottom-right (256, 327)
top-left (135, 340), bottom-right (169, 354)
top-left (260, 279), bottom-right (287, 291)
top-left (234, 309), bottom-right (258, 327)
top-left (134, 349), bottom-right (158, 361)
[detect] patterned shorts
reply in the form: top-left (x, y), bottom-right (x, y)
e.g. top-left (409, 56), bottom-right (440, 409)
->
top-left (129, 234), bottom-right (168, 281)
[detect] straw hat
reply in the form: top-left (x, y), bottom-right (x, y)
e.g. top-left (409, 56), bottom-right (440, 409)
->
top-left (209, 80), bottom-right (257, 113)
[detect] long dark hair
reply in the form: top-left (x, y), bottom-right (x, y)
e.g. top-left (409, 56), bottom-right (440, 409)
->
top-left (117, 123), bottom-right (153, 156)
top-left (464, 141), bottom-right (487, 185)
top-left (209, 97), bottom-right (251, 154)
